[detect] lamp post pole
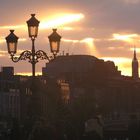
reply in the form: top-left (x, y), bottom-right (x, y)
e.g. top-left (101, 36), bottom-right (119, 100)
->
top-left (32, 38), bottom-right (36, 77)
top-left (5, 14), bottom-right (61, 77)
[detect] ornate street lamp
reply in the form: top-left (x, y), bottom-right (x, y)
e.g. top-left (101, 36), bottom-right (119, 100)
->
top-left (48, 29), bottom-right (61, 58)
top-left (5, 30), bottom-right (18, 55)
top-left (5, 14), bottom-right (61, 77)
top-left (26, 14), bottom-right (40, 39)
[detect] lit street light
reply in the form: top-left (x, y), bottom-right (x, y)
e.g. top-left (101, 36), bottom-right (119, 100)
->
top-left (5, 14), bottom-right (61, 77)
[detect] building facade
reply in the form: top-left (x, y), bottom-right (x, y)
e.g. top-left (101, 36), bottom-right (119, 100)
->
top-left (42, 55), bottom-right (140, 117)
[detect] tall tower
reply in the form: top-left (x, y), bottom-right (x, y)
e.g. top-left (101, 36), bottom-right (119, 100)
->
top-left (132, 47), bottom-right (139, 79)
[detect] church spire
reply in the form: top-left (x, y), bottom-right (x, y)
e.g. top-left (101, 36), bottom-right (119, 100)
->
top-left (132, 46), bottom-right (139, 79)
top-left (133, 46), bottom-right (137, 60)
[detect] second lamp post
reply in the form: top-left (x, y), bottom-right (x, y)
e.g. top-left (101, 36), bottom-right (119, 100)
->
top-left (5, 14), bottom-right (61, 77)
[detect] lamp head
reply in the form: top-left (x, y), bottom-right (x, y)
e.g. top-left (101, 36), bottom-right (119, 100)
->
top-left (5, 30), bottom-right (19, 54)
top-left (48, 29), bottom-right (61, 55)
top-left (26, 14), bottom-right (40, 39)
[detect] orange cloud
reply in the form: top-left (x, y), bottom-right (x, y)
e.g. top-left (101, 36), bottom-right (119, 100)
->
top-left (0, 25), bottom-right (25, 30)
top-left (62, 37), bottom-right (99, 56)
top-left (108, 46), bottom-right (124, 50)
top-left (0, 50), bottom-right (9, 57)
top-left (60, 27), bottom-right (74, 31)
top-left (111, 33), bottom-right (139, 43)
top-left (40, 13), bottom-right (84, 29)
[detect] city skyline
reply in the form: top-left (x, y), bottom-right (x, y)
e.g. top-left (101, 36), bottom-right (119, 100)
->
top-left (0, 0), bottom-right (140, 76)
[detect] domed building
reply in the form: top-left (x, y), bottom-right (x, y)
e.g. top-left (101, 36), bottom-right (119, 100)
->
top-left (42, 54), bottom-right (140, 114)
top-left (42, 54), bottom-right (140, 138)
top-left (42, 54), bottom-right (121, 81)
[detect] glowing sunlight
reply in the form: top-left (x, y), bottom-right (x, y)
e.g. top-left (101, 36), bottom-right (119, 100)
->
top-left (16, 72), bottom-right (42, 76)
top-left (81, 38), bottom-right (97, 55)
top-left (102, 57), bottom-right (132, 76)
top-left (0, 25), bottom-right (25, 30)
top-left (62, 37), bottom-right (98, 56)
top-left (112, 33), bottom-right (138, 42)
top-left (40, 13), bottom-right (84, 29)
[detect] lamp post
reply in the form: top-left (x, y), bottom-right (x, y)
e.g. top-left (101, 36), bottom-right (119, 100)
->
top-left (5, 14), bottom-right (61, 77)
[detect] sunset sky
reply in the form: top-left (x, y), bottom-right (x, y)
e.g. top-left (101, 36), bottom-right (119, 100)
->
top-left (0, 0), bottom-right (140, 76)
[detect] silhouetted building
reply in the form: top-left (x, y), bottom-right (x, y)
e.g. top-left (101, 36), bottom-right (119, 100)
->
top-left (59, 81), bottom-right (70, 104)
top-left (0, 66), bottom-right (20, 92)
top-left (132, 48), bottom-right (139, 79)
top-left (42, 55), bottom-right (140, 114)
top-left (42, 55), bottom-right (121, 82)
top-left (0, 66), bottom-right (14, 80)
top-left (42, 55), bottom-right (121, 104)
top-left (42, 54), bottom-right (140, 139)
top-left (0, 68), bottom-right (22, 121)
top-left (0, 88), bottom-right (20, 119)
top-left (0, 67), bottom-right (28, 121)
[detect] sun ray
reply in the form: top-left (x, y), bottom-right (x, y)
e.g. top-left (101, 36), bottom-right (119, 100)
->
top-left (0, 25), bottom-right (25, 30)
top-left (112, 33), bottom-right (138, 42)
top-left (62, 37), bottom-right (99, 56)
top-left (40, 13), bottom-right (84, 29)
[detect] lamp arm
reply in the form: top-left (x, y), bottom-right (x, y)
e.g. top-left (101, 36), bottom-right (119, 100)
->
top-left (10, 50), bottom-right (32, 63)
top-left (35, 50), bottom-right (50, 62)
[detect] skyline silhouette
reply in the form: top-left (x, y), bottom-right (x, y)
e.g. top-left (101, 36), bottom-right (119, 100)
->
top-left (0, 0), bottom-right (140, 75)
